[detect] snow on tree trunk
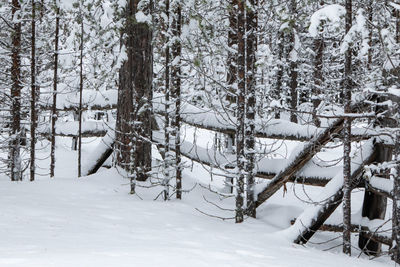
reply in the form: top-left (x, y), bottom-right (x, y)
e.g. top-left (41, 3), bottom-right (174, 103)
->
top-left (245, 0), bottom-right (257, 218)
top-left (235, 0), bottom-right (245, 223)
top-left (171, 0), bottom-right (182, 200)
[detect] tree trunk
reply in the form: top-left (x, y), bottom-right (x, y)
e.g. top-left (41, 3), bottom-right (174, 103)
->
top-left (289, 0), bottom-right (298, 124)
top-left (116, 0), bottom-right (153, 193)
top-left (312, 0), bottom-right (324, 127)
top-left (30, 0), bottom-right (36, 182)
top-left (78, 17), bottom-right (84, 178)
top-left (50, 1), bottom-right (60, 178)
top-left (235, 0), bottom-right (245, 224)
top-left (245, 0), bottom-right (257, 218)
top-left (342, 0), bottom-right (353, 256)
top-left (10, 0), bottom-right (22, 181)
top-left (392, 131), bottom-right (400, 263)
top-left (163, 0), bottom-right (171, 201)
top-left (224, 0), bottom-right (238, 194)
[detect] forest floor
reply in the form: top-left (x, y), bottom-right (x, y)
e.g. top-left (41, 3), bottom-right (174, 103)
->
top-left (0, 130), bottom-right (393, 267)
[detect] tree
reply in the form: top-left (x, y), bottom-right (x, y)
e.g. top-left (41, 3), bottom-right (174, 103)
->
top-left (10, 0), bottom-right (23, 181)
top-left (115, 0), bottom-right (153, 193)
top-left (342, 0), bottom-right (353, 256)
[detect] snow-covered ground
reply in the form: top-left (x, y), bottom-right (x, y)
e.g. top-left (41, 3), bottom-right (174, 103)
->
top-left (0, 133), bottom-right (393, 267)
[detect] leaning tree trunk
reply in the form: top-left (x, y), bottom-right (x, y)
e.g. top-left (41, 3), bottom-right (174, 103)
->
top-left (115, 0), bottom-right (153, 193)
top-left (10, 0), bottom-right (22, 181)
top-left (342, 0), bottom-right (353, 256)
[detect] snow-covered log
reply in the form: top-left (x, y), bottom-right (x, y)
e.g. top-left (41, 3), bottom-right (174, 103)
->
top-left (38, 121), bottom-right (109, 137)
top-left (290, 220), bottom-right (392, 246)
top-left (82, 130), bottom-right (115, 176)
top-left (285, 140), bottom-right (376, 244)
top-left (255, 102), bottom-right (368, 208)
top-left (154, 99), bottom-right (374, 142)
top-left (152, 131), bottom-right (339, 186)
top-left (42, 90), bottom-right (118, 111)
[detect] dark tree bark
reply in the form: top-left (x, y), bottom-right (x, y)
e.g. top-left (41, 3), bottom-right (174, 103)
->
top-left (50, 1), bottom-right (60, 178)
top-left (289, 0), bottom-right (298, 124)
top-left (392, 130), bottom-right (400, 264)
top-left (30, 0), bottom-right (37, 182)
top-left (275, 31), bottom-right (284, 119)
top-left (235, 0), bottom-right (245, 223)
top-left (116, 0), bottom-right (153, 193)
top-left (163, 0), bottom-right (171, 201)
top-left (245, 0), bottom-right (257, 218)
top-left (10, 0), bottom-right (22, 181)
top-left (78, 17), bottom-right (84, 178)
top-left (224, 0), bottom-right (238, 194)
top-left (171, 1), bottom-right (182, 199)
top-left (312, 0), bottom-right (324, 127)
top-left (342, 0), bottom-right (353, 256)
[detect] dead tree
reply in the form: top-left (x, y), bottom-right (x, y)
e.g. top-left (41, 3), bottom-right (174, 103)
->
top-left (10, 0), bottom-right (22, 181)
top-left (50, 0), bottom-right (60, 178)
top-left (115, 0), bottom-right (153, 193)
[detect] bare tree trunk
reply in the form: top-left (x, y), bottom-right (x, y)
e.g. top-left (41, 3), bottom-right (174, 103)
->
top-left (116, 0), bottom-right (153, 192)
top-left (30, 0), bottom-right (36, 182)
top-left (275, 31), bottom-right (284, 119)
top-left (50, 1), bottom-right (60, 178)
top-left (342, 0), bottom-right (353, 256)
top-left (392, 130), bottom-right (400, 264)
top-left (163, 0), bottom-right (170, 201)
top-left (235, 0), bottom-right (245, 223)
top-left (10, 0), bottom-right (22, 182)
top-left (245, 0), bottom-right (257, 218)
top-left (224, 0), bottom-right (238, 194)
top-left (289, 0), bottom-right (298, 124)
top-left (171, 1), bottom-right (182, 199)
top-left (312, 0), bottom-right (324, 127)
top-left (78, 17), bottom-right (84, 178)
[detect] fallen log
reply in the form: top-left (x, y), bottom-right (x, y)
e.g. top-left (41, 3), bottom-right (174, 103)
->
top-left (290, 220), bottom-right (392, 247)
top-left (286, 140), bottom-right (376, 245)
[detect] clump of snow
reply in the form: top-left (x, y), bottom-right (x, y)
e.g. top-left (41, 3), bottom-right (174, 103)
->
top-left (309, 4), bottom-right (345, 37)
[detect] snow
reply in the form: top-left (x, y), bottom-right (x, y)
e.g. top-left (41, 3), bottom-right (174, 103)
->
top-left (370, 176), bottom-right (393, 194)
top-left (0, 166), bottom-right (391, 267)
top-left (309, 4), bottom-right (345, 37)
top-left (42, 89), bottom-right (118, 110)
